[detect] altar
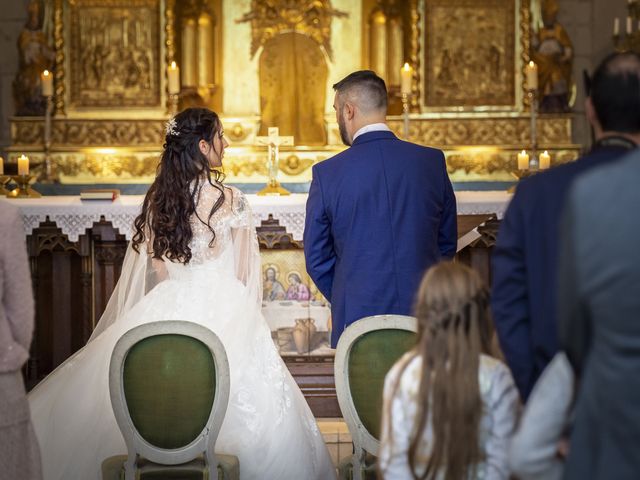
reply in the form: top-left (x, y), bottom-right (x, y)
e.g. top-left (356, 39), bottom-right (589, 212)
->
top-left (9, 191), bottom-right (507, 415)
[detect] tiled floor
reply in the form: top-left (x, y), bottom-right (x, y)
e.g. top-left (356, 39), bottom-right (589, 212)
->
top-left (317, 418), bottom-right (352, 470)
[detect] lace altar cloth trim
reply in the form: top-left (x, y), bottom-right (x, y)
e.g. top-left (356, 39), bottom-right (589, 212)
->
top-left (8, 192), bottom-right (510, 242)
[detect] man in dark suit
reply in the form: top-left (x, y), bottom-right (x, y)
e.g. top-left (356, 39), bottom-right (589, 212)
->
top-left (491, 52), bottom-right (640, 401)
top-left (559, 150), bottom-right (640, 480)
top-left (304, 70), bottom-right (457, 347)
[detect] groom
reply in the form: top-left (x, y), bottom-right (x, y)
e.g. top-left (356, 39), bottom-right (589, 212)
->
top-left (304, 70), bottom-right (457, 347)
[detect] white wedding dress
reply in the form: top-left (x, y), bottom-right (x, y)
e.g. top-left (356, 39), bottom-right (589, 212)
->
top-left (28, 183), bottom-right (336, 480)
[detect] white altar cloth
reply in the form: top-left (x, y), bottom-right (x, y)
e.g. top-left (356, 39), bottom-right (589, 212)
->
top-left (4, 191), bottom-right (511, 242)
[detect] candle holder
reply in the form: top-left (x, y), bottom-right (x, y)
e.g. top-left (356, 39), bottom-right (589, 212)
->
top-left (528, 88), bottom-right (538, 162)
top-left (39, 95), bottom-right (58, 183)
top-left (168, 93), bottom-right (179, 116)
top-left (401, 93), bottom-right (411, 139)
top-left (7, 175), bottom-right (41, 198)
top-left (0, 176), bottom-right (12, 196)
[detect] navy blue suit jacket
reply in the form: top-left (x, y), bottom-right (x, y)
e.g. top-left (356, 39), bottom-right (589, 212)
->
top-left (491, 145), bottom-right (632, 400)
top-left (304, 130), bottom-right (457, 347)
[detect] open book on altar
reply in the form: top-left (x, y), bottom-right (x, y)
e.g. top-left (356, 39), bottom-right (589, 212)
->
top-left (80, 189), bottom-right (120, 201)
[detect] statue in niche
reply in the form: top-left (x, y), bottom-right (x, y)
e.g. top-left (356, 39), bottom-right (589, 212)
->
top-left (176, 0), bottom-right (217, 109)
top-left (13, 0), bottom-right (54, 116)
top-left (532, 0), bottom-right (573, 112)
top-left (239, 1), bottom-right (347, 146)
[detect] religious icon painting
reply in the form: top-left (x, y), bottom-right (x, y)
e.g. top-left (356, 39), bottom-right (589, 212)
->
top-left (260, 249), bottom-right (332, 357)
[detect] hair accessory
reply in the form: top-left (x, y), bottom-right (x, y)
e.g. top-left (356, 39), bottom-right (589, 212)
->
top-left (165, 117), bottom-right (179, 137)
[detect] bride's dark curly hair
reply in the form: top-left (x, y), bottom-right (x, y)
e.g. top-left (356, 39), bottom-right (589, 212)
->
top-left (131, 107), bottom-right (226, 263)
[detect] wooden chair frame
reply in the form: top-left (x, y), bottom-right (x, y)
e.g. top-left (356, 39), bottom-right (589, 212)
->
top-left (334, 314), bottom-right (418, 480)
top-left (109, 320), bottom-right (231, 480)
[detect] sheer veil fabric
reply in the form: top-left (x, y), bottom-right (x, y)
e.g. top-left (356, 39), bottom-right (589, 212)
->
top-left (28, 182), bottom-right (336, 480)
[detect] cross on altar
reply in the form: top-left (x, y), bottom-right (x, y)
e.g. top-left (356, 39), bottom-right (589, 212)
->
top-left (256, 127), bottom-right (294, 196)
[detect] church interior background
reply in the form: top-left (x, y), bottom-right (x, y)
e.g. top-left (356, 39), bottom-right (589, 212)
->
top-left (0, 0), bottom-right (632, 464)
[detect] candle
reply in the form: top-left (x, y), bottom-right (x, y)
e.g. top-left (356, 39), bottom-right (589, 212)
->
top-left (614, 17), bottom-right (620, 36)
top-left (627, 16), bottom-right (632, 34)
top-left (526, 61), bottom-right (538, 90)
top-left (41, 70), bottom-right (53, 97)
top-left (539, 150), bottom-right (551, 170)
top-left (517, 150), bottom-right (529, 170)
top-left (400, 63), bottom-right (413, 95)
top-left (0, 156), bottom-right (4, 175)
top-left (17, 154), bottom-right (29, 176)
top-left (167, 61), bottom-right (180, 95)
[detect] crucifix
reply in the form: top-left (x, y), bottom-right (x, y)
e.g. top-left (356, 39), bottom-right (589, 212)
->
top-left (256, 127), bottom-right (294, 196)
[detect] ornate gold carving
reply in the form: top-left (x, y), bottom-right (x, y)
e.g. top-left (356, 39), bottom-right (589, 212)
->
top-left (227, 123), bottom-right (249, 142)
top-left (444, 147), bottom-right (576, 177)
top-left (165, 0), bottom-right (176, 111)
top-left (52, 153), bottom-right (159, 179)
top-left (12, 119), bottom-right (165, 146)
top-left (279, 155), bottom-right (313, 176)
top-left (54, 0), bottom-right (65, 115)
top-left (521, 0), bottom-right (532, 109)
top-left (387, 115), bottom-right (573, 146)
top-left (68, 0), bottom-right (161, 109)
top-left (238, 1), bottom-right (347, 60)
top-left (409, 0), bottom-right (420, 110)
top-left (424, 0), bottom-right (516, 108)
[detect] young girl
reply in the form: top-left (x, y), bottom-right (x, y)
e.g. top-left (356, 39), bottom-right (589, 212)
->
top-left (379, 262), bottom-right (519, 480)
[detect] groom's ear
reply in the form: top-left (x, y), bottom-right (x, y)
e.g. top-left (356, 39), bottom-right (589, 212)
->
top-left (343, 101), bottom-right (356, 121)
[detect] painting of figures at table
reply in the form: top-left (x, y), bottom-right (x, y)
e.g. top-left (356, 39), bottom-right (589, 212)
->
top-left (261, 250), bottom-right (331, 356)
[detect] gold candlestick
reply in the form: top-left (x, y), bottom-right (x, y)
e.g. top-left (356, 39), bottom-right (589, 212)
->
top-left (0, 176), bottom-right (12, 196)
top-left (8, 175), bottom-right (41, 198)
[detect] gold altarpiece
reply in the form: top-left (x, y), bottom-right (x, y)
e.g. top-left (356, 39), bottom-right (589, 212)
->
top-left (9, 0), bottom-right (579, 185)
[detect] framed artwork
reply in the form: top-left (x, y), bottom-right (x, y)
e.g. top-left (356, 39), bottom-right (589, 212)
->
top-left (257, 217), bottom-right (332, 357)
top-left (423, 0), bottom-right (518, 109)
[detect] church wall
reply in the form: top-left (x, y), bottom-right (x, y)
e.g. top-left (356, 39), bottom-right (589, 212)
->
top-left (558, 0), bottom-right (628, 147)
top-left (0, 0), bottom-right (29, 160)
top-left (324, 0), bottom-right (363, 115)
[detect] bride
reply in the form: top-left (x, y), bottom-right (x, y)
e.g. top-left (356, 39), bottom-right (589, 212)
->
top-left (28, 108), bottom-right (337, 480)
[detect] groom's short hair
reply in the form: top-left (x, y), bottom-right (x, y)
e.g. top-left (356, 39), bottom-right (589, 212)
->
top-left (333, 70), bottom-right (388, 113)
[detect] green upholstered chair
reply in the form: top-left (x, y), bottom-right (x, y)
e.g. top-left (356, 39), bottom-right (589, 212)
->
top-left (102, 321), bottom-right (239, 480)
top-left (334, 315), bottom-right (418, 480)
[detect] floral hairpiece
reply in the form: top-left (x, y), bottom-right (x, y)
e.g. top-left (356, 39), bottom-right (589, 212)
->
top-left (165, 117), bottom-right (179, 137)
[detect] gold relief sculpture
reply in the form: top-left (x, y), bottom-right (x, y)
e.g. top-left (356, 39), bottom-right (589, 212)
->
top-left (387, 116), bottom-right (572, 146)
top-left (68, 0), bottom-right (161, 109)
top-left (12, 119), bottom-right (165, 147)
top-left (239, 1), bottom-right (347, 146)
top-left (532, 0), bottom-right (573, 112)
top-left (424, 0), bottom-right (516, 108)
top-left (279, 155), bottom-right (314, 176)
top-left (53, 0), bottom-right (66, 115)
top-left (13, 0), bottom-right (55, 116)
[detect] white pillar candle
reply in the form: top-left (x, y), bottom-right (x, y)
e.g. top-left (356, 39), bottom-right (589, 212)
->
top-left (400, 63), bottom-right (413, 95)
top-left (627, 16), bottom-right (632, 34)
top-left (539, 150), bottom-right (551, 170)
top-left (0, 156), bottom-right (4, 175)
top-left (614, 17), bottom-right (620, 36)
top-left (517, 150), bottom-right (529, 170)
top-left (526, 61), bottom-right (538, 90)
top-left (41, 70), bottom-right (53, 97)
top-left (167, 61), bottom-right (181, 95)
top-left (17, 154), bottom-right (29, 176)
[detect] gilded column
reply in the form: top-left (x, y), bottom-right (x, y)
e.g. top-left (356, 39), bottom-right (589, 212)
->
top-left (53, 0), bottom-right (65, 115)
top-left (387, 14), bottom-right (403, 87)
top-left (181, 17), bottom-right (198, 87)
top-left (369, 7), bottom-right (388, 82)
top-left (197, 10), bottom-right (215, 88)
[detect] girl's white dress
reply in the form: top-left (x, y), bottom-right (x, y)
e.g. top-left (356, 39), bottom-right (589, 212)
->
top-left (28, 184), bottom-right (336, 480)
top-left (379, 352), bottom-right (520, 479)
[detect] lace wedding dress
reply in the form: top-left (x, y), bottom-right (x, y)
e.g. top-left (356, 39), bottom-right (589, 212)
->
top-left (28, 183), bottom-right (336, 480)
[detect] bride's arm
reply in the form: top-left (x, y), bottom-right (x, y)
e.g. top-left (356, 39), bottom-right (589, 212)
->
top-left (229, 189), bottom-right (263, 303)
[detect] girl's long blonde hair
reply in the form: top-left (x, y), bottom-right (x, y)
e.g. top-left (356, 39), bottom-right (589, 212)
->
top-left (387, 262), bottom-right (494, 480)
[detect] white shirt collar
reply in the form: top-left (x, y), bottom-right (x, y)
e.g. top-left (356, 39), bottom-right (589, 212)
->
top-left (352, 123), bottom-right (391, 142)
